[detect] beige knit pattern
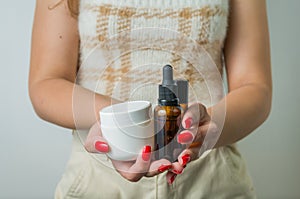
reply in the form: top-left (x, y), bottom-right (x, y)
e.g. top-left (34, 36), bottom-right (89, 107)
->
top-left (77, 0), bottom-right (229, 106)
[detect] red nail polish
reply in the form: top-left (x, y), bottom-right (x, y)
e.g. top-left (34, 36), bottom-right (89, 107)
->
top-left (181, 154), bottom-right (191, 166)
top-left (177, 132), bottom-right (193, 144)
top-left (172, 169), bottom-right (183, 175)
top-left (185, 117), bottom-right (193, 129)
top-left (158, 164), bottom-right (172, 173)
top-left (168, 174), bottom-right (177, 185)
top-left (95, 141), bottom-right (109, 153)
top-left (142, 145), bottom-right (151, 161)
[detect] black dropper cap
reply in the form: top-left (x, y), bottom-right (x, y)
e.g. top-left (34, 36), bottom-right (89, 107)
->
top-left (158, 65), bottom-right (179, 106)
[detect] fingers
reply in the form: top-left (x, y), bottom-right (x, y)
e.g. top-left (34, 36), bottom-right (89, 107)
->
top-left (85, 137), bottom-right (109, 153)
top-left (166, 160), bottom-right (190, 185)
top-left (84, 122), bottom-right (109, 153)
top-left (177, 130), bottom-right (195, 144)
top-left (145, 159), bottom-right (172, 177)
top-left (165, 162), bottom-right (186, 185)
top-left (130, 146), bottom-right (152, 172)
top-left (169, 161), bottom-right (185, 175)
top-left (117, 145), bottom-right (152, 182)
top-left (176, 121), bottom-right (219, 171)
top-left (178, 151), bottom-right (192, 166)
top-left (181, 103), bottom-right (210, 129)
top-left (166, 171), bottom-right (177, 185)
top-left (146, 160), bottom-right (184, 185)
top-left (176, 123), bottom-right (215, 165)
top-left (177, 103), bottom-right (211, 145)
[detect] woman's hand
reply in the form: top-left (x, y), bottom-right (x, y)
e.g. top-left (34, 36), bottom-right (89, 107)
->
top-left (84, 122), bottom-right (175, 182)
top-left (177, 103), bottom-right (220, 162)
top-left (165, 103), bottom-right (220, 184)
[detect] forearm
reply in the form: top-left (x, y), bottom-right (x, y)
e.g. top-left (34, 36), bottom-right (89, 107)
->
top-left (210, 83), bottom-right (272, 147)
top-left (29, 78), bottom-right (115, 130)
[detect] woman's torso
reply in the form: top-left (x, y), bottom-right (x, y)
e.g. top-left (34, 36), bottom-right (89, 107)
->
top-left (54, 1), bottom-right (256, 198)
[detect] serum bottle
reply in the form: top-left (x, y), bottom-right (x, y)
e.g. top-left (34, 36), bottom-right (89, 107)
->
top-left (154, 65), bottom-right (182, 162)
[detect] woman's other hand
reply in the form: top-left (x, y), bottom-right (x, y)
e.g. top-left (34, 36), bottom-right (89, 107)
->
top-left (164, 103), bottom-right (219, 184)
top-left (176, 103), bottom-right (220, 163)
top-left (84, 122), bottom-right (174, 182)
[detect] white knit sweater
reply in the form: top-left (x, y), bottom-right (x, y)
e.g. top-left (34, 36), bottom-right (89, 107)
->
top-left (77, 0), bottom-right (229, 107)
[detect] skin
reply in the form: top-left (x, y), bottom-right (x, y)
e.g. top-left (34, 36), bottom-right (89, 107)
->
top-left (29, 0), bottom-right (272, 184)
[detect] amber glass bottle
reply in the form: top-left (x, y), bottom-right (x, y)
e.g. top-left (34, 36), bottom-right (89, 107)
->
top-left (154, 104), bottom-right (182, 161)
top-left (154, 65), bottom-right (183, 162)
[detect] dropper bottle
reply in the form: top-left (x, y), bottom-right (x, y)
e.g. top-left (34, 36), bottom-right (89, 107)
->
top-left (154, 65), bottom-right (182, 162)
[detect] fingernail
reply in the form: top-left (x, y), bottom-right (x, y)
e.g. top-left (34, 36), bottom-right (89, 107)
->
top-left (172, 169), bottom-right (183, 175)
top-left (181, 154), bottom-right (191, 166)
top-left (185, 117), bottom-right (193, 129)
top-left (142, 145), bottom-right (151, 161)
top-left (177, 132), bottom-right (194, 144)
top-left (95, 141), bottom-right (109, 153)
top-left (168, 174), bottom-right (177, 185)
top-left (158, 164), bottom-right (172, 173)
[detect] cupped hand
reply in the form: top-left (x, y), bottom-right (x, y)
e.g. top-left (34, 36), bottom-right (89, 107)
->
top-left (177, 103), bottom-right (220, 163)
top-left (84, 122), bottom-right (176, 182)
top-left (165, 103), bottom-right (220, 183)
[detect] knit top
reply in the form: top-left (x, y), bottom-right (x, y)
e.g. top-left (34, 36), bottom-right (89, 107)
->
top-left (77, 0), bottom-right (229, 107)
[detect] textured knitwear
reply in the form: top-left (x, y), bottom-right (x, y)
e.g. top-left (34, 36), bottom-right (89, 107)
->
top-left (77, 0), bottom-right (229, 106)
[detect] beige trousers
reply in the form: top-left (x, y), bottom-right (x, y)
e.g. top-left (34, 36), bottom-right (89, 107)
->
top-left (55, 130), bottom-right (256, 199)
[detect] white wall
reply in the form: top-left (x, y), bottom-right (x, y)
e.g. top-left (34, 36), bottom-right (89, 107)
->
top-left (0, 1), bottom-right (299, 198)
top-left (0, 1), bottom-right (72, 198)
top-left (239, 0), bottom-right (300, 198)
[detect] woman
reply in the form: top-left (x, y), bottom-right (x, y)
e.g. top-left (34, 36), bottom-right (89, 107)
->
top-left (29, 0), bottom-right (272, 198)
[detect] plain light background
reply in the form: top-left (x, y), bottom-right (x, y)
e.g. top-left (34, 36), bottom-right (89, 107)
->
top-left (0, 1), bottom-right (299, 198)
